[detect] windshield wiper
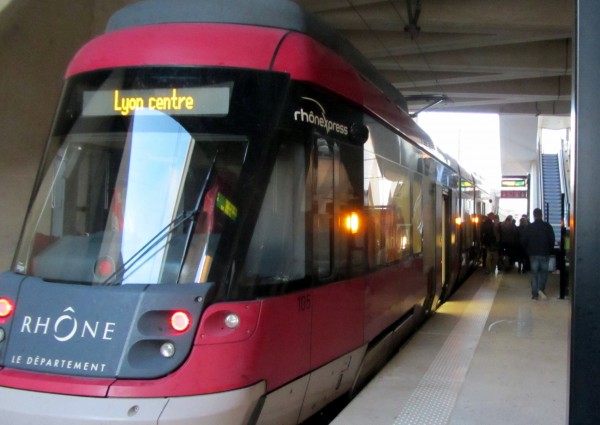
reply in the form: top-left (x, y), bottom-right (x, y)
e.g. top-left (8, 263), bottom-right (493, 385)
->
top-left (101, 153), bottom-right (218, 285)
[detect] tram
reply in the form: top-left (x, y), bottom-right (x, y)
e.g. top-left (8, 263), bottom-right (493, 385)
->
top-left (0, 1), bottom-right (492, 424)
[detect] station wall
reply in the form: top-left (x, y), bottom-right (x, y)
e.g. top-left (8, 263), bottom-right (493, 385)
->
top-left (0, 0), bottom-right (132, 269)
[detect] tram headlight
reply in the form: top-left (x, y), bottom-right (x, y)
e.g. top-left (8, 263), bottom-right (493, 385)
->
top-left (0, 328), bottom-right (5, 342)
top-left (160, 342), bottom-right (176, 358)
top-left (224, 313), bottom-right (240, 329)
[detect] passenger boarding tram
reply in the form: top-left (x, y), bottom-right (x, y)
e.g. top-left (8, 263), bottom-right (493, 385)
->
top-left (0, 0), bottom-right (491, 424)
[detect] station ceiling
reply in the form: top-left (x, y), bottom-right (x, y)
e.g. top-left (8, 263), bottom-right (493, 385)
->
top-left (295, 0), bottom-right (573, 117)
top-left (1, 0), bottom-right (574, 118)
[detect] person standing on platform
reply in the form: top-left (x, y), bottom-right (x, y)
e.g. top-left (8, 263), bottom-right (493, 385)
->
top-left (499, 215), bottom-right (518, 271)
top-left (516, 215), bottom-right (530, 273)
top-left (481, 212), bottom-right (499, 274)
top-left (523, 208), bottom-right (555, 300)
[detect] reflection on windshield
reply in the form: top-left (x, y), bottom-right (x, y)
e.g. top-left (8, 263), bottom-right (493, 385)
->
top-left (14, 108), bottom-right (245, 286)
top-left (118, 109), bottom-right (194, 283)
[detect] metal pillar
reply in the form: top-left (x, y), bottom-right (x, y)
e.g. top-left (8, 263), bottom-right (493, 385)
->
top-left (570, 1), bottom-right (600, 423)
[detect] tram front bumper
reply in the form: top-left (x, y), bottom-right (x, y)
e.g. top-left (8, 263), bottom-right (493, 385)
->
top-left (0, 381), bottom-right (265, 425)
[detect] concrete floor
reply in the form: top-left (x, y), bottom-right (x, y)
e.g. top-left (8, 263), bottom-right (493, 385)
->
top-left (332, 270), bottom-right (570, 425)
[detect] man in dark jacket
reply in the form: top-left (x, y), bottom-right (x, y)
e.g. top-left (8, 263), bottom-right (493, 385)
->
top-left (523, 208), bottom-right (555, 300)
top-left (481, 212), bottom-right (499, 274)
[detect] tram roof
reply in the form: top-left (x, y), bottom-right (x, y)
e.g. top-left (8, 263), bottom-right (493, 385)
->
top-left (106, 0), bottom-right (408, 112)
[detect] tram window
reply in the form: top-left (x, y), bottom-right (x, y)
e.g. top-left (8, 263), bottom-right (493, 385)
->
top-left (314, 137), bottom-right (334, 278)
top-left (335, 141), bottom-right (366, 278)
top-left (391, 171), bottom-right (411, 256)
top-left (402, 139), bottom-right (421, 171)
top-left (16, 108), bottom-right (249, 285)
top-left (241, 142), bottom-right (306, 286)
top-left (461, 182), bottom-right (475, 250)
top-left (412, 178), bottom-right (423, 254)
top-left (364, 142), bottom-right (412, 267)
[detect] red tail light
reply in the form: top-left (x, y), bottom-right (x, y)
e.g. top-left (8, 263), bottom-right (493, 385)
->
top-left (170, 310), bottom-right (192, 332)
top-left (0, 298), bottom-right (14, 318)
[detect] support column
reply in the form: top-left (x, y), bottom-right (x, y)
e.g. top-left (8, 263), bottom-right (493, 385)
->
top-left (570, 1), bottom-right (600, 423)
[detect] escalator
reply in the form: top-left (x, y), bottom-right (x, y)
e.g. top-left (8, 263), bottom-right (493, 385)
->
top-left (541, 153), bottom-right (562, 246)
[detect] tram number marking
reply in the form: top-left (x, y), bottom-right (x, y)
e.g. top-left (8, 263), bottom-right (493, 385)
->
top-left (298, 294), bottom-right (311, 312)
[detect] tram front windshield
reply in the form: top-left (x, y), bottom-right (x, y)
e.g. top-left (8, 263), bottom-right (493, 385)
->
top-left (13, 67), bottom-right (288, 285)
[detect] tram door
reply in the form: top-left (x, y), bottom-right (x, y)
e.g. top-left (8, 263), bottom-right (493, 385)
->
top-left (441, 192), bottom-right (447, 289)
top-left (301, 134), bottom-right (364, 422)
top-left (440, 190), bottom-right (455, 301)
top-left (435, 188), bottom-right (449, 307)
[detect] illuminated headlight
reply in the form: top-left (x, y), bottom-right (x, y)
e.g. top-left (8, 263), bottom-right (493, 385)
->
top-left (160, 342), bottom-right (176, 358)
top-left (224, 313), bottom-right (240, 329)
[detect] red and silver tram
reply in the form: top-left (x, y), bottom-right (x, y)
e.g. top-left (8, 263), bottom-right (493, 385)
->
top-left (0, 0), bottom-right (492, 424)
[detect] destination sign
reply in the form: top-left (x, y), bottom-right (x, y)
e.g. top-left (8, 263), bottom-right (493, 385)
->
top-left (82, 86), bottom-right (231, 117)
top-left (501, 179), bottom-right (527, 187)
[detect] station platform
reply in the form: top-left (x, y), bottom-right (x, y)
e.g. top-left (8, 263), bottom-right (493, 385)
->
top-left (332, 269), bottom-right (570, 425)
